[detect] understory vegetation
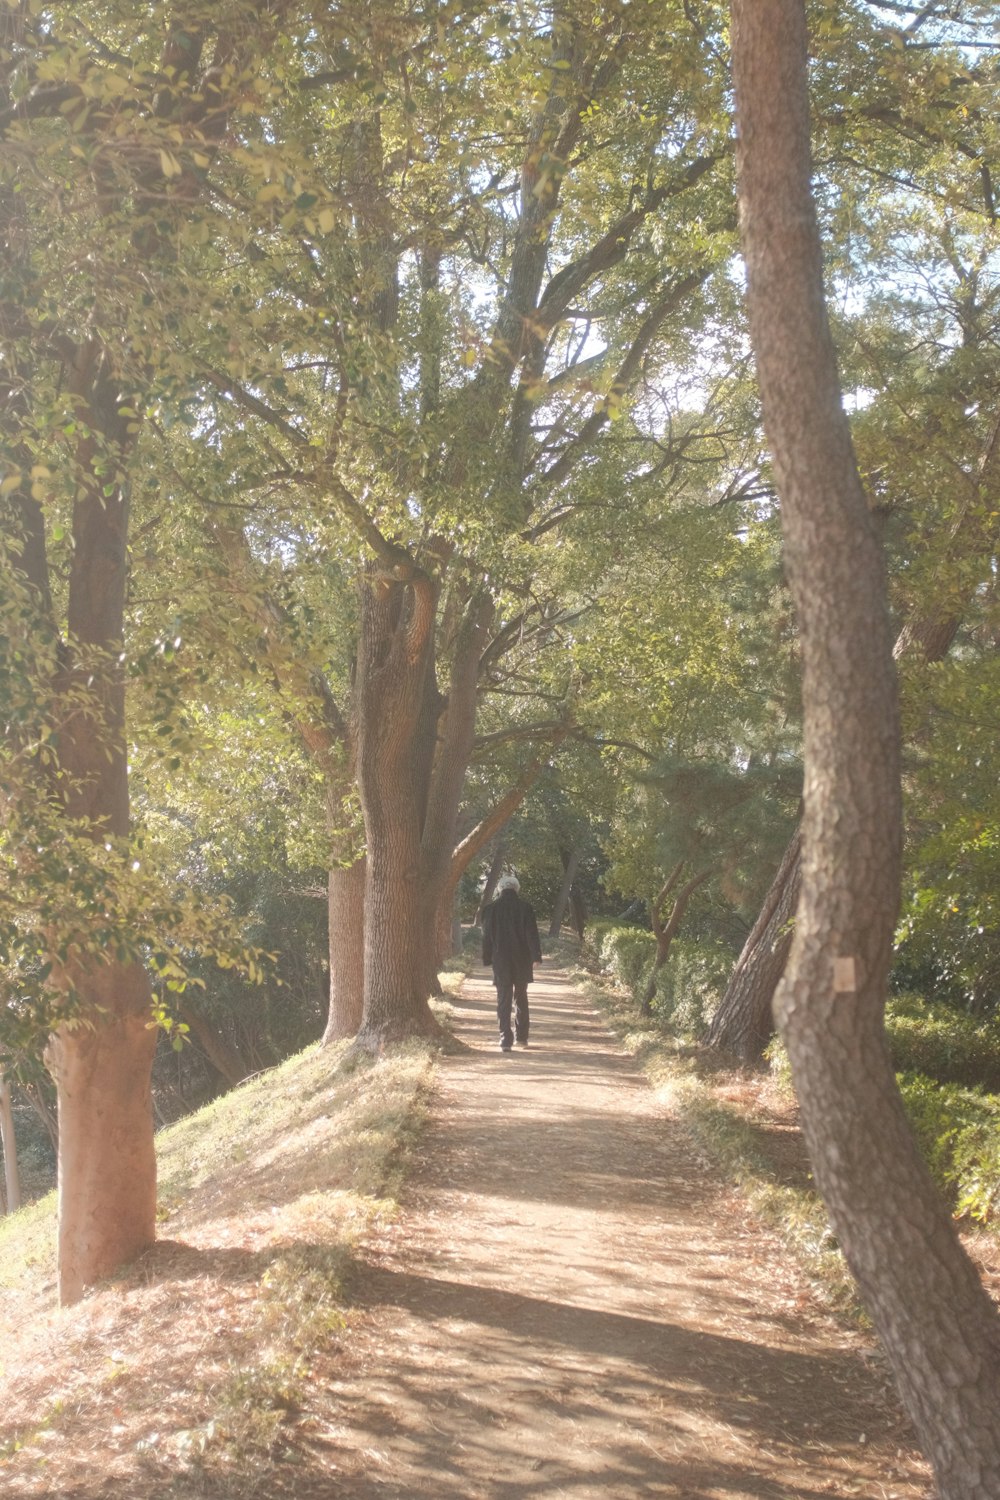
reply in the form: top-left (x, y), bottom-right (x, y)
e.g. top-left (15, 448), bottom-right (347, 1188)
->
top-left (0, 1032), bottom-right (438, 1489)
top-left (583, 926), bottom-right (1000, 1312)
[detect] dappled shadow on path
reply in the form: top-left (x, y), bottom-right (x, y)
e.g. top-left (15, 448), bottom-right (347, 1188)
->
top-left (313, 968), bottom-right (926, 1500)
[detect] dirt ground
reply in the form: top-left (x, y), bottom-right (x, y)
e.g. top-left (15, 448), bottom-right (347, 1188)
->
top-left (303, 967), bottom-right (931, 1499)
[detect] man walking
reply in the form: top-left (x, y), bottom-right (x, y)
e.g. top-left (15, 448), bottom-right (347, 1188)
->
top-left (481, 875), bottom-right (542, 1052)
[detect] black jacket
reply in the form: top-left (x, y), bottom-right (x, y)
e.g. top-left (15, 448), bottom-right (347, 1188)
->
top-left (482, 889), bottom-right (542, 983)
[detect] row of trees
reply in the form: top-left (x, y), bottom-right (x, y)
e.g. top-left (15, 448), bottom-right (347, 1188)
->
top-left (3, 0), bottom-right (1000, 1491)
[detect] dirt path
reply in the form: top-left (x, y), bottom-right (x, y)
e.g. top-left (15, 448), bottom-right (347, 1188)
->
top-left (307, 968), bottom-right (931, 1499)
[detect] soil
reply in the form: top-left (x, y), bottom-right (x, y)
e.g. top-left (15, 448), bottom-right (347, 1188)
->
top-left (302, 967), bottom-right (931, 1498)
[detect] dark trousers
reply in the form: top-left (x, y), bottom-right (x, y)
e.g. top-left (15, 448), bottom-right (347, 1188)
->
top-left (495, 973), bottom-right (529, 1047)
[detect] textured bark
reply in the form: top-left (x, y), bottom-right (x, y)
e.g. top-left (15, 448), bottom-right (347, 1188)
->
top-left (419, 592), bottom-right (493, 984)
top-left (0, 1069), bottom-right (20, 1214)
top-left (706, 832), bottom-right (801, 1060)
top-left (732, 6), bottom-right (1000, 1493)
top-left (355, 566), bottom-right (444, 1048)
top-left (709, 284), bottom-right (1000, 1066)
top-left (322, 857), bottom-right (366, 1043)
top-left (176, 999), bottom-right (251, 1088)
top-left (48, 964), bottom-right (156, 1304)
top-left (548, 847), bottom-right (580, 938)
top-left (45, 350), bottom-right (158, 1303)
top-left (641, 868), bottom-right (712, 1016)
top-left (476, 844), bottom-right (506, 923)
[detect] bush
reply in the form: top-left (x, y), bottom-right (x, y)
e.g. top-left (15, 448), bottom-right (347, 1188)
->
top-left (586, 924), bottom-right (656, 1004)
top-left (898, 1072), bottom-right (1000, 1223)
top-left (650, 940), bottom-right (733, 1038)
top-left (886, 994), bottom-right (1000, 1092)
top-left (586, 926), bottom-right (730, 1038)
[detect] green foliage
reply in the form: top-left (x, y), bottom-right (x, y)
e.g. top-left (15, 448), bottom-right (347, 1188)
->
top-left (649, 940), bottom-right (732, 1038)
top-left (886, 994), bottom-right (1000, 1092)
top-left (898, 1074), bottom-right (1000, 1224)
top-left (588, 922), bottom-right (657, 1000)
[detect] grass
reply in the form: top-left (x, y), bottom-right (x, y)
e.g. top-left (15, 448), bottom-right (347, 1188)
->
top-left (572, 956), bottom-right (865, 1320)
top-left (0, 1032), bottom-right (438, 1497)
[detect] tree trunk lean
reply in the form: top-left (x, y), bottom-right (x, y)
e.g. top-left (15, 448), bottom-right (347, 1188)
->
top-left (732, 6), bottom-right (1000, 1493)
top-left (322, 856), bottom-right (366, 1043)
top-left (176, 998), bottom-right (252, 1087)
top-left (641, 869), bottom-right (712, 1015)
top-left (0, 1069), bottom-right (21, 1214)
top-left (548, 847), bottom-right (580, 938)
top-left (706, 832), bottom-right (801, 1059)
top-left (709, 256), bottom-right (1000, 1067)
top-left (476, 844), bottom-right (506, 924)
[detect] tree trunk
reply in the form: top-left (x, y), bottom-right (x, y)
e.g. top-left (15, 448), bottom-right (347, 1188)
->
top-left (569, 882), bottom-right (587, 941)
top-left (706, 832), bottom-right (801, 1060)
top-left (731, 6), bottom-right (1000, 1492)
top-left (354, 565), bottom-right (444, 1048)
top-left (708, 268), bottom-right (1000, 1069)
top-left (47, 965), bottom-right (156, 1304)
top-left (0, 1069), bottom-right (21, 1215)
top-left (46, 350), bottom-right (157, 1303)
top-left (418, 591), bottom-right (493, 986)
top-left (322, 856), bottom-right (366, 1044)
top-left (176, 998), bottom-right (252, 1087)
top-left (548, 847), bottom-right (580, 937)
top-left (641, 869), bottom-right (712, 1015)
top-left (476, 843), bottom-right (506, 923)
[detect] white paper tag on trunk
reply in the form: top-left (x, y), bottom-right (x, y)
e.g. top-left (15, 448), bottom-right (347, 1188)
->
top-left (833, 955), bottom-right (857, 993)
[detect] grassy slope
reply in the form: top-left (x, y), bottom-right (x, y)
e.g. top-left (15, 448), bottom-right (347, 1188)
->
top-left (0, 1034), bottom-right (438, 1496)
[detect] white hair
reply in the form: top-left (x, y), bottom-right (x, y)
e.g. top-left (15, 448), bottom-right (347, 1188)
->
top-left (497, 874), bottom-right (520, 894)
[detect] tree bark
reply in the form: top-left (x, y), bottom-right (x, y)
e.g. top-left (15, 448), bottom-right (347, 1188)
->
top-left (418, 590), bottom-right (493, 986)
top-left (47, 967), bottom-right (156, 1304)
top-left (731, 6), bottom-right (1000, 1492)
top-left (548, 847), bottom-right (580, 938)
top-left (476, 843), bottom-right (506, 923)
top-left (46, 348), bottom-right (158, 1304)
top-left (176, 999), bottom-right (252, 1088)
top-left (706, 831), bottom-right (801, 1060)
top-left (708, 319), bottom-right (1000, 1066)
top-left (641, 868), bottom-right (712, 1016)
top-left (354, 565), bottom-right (445, 1048)
top-left (322, 856), bottom-right (366, 1043)
top-left (0, 1069), bottom-right (20, 1214)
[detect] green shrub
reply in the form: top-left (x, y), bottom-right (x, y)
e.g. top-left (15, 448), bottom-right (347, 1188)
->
top-left (651, 940), bottom-right (733, 1038)
top-left (585, 926), bottom-right (731, 1037)
top-left (886, 994), bottom-right (1000, 1091)
top-left (589, 925), bottom-right (657, 1002)
top-left (897, 1073), bottom-right (1000, 1223)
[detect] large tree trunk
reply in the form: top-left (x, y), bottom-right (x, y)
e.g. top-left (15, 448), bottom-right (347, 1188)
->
top-left (708, 338), bottom-right (1000, 1069)
top-left (475, 843), bottom-right (506, 923)
top-left (48, 968), bottom-right (156, 1304)
top-left (48, 350), bottom-right (157, 1304)
top-left (322, 856), bottom-right (366, 1043)
top-left (355, 565), bottom-right (444, 1048)
top-left (705, 832), bottom-right (801, 1059)
top-left (731, 6), bottom-right (1000, 1493)
top-left (548, 847), bottom-right (580, 938)
top-left (0, 1069), bottom-right (21, 1215)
